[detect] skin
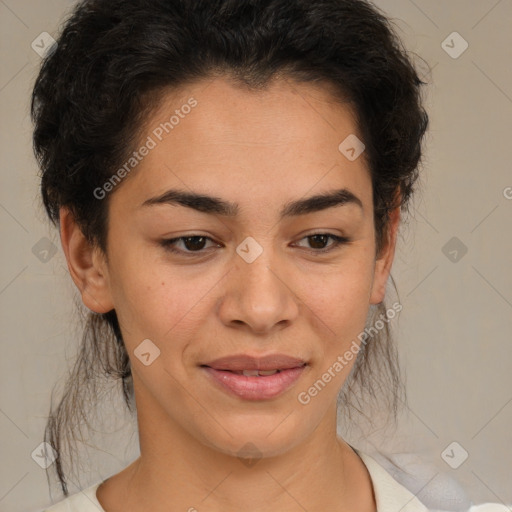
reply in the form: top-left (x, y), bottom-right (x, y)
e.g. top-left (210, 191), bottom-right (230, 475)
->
top-left (60, 75), bottom-right (400, 512)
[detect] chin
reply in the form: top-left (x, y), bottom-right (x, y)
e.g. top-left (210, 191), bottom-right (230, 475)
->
top-left (196, 415), bottom-right (312, 461)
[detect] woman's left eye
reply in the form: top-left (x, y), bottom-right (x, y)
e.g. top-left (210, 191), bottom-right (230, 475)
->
top-left (160, 233), bottom-right (350, 256)
top-left (294, 233), bottom-right (350, 253)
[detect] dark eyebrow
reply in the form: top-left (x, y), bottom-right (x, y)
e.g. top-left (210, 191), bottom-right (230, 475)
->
top-left (141, 187), bottom-right (363, 219)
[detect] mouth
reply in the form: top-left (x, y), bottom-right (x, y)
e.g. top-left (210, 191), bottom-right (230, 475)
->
top-left (220, 369), bottom-right (284, 376)
top-left (201, 353), bottom-right (307, 372)
top-left (199, 354), bottom-right (308, 400)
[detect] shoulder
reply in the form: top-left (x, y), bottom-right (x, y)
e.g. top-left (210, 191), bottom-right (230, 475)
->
top-left (41, 482), bottom-right (105, 512)
top-left (366, 449), bottom-right (471, 511)
top-left (353, 448), bottom-right (509, 512)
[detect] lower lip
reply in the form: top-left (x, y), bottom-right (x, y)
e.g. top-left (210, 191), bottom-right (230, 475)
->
top-left (202, 366), bottom-right (307, 400)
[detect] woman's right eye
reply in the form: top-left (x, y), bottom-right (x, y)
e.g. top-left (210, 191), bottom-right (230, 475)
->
top-left (160, 235), bottom-right (220, 255)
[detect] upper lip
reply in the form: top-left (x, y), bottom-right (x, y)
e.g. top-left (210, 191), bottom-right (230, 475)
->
top-left (202, 354), bottom-right (307, 371)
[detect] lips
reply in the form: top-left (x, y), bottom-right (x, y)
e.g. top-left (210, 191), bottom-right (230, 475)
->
top-left (202, 366), bottom-right (307, 400)
top-left (201, 353), bottom-right (307, 372)
top-left (200, 353), bottom-right (308, 400)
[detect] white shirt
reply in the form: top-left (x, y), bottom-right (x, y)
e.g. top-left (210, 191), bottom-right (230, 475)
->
top-left (40, 450), bottom-right (508, 512)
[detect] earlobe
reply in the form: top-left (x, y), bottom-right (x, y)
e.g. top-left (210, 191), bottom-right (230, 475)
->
top-left (59, 207), bottom-right (115, 314)
top-left (369, 205), bottom-right (401, 305)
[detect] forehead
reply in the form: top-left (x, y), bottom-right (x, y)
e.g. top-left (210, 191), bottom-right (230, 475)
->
top-left (146, 75), bottom-right (361, 153)
top-left (110, 75), bottom-right (372, 217)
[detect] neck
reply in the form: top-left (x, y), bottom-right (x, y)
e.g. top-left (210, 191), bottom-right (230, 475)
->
top-left (97, 381), bottom-right (376, 512)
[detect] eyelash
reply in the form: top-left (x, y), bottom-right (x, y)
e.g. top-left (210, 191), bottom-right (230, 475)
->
top-left (159, 233), bottom-right (350, 256)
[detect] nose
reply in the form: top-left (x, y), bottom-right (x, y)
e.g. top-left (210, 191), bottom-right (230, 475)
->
top-left (216, 242), bottom-right (299, 335)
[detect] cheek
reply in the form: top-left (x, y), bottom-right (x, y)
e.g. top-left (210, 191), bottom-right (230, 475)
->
top-left (107, 249), bottom-right (220, 351)
top-left (106, 247), bottom-right (177, 339)
top-left (296, 259), bottom-right (374, 396)
top-left (301, 256), bottom-right (374, 333)
top-left (112, 277), bottom-right (186, 342)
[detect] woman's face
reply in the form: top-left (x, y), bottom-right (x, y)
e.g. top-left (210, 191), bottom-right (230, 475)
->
top-left (73, 76), bottom-right (398, 459)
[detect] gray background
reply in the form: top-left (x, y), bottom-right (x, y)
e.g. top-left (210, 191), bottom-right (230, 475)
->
top-left (1, 0), bottom-right (511, 511)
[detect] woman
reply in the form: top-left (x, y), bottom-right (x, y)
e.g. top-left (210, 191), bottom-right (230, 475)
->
top-left (30, 0), bottom-right (505, 511)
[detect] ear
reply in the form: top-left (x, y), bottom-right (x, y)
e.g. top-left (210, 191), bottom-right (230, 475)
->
top-left (59, 207), bottom-right (115, 314)
top-left (369, 204), bottom-right (401, 305)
